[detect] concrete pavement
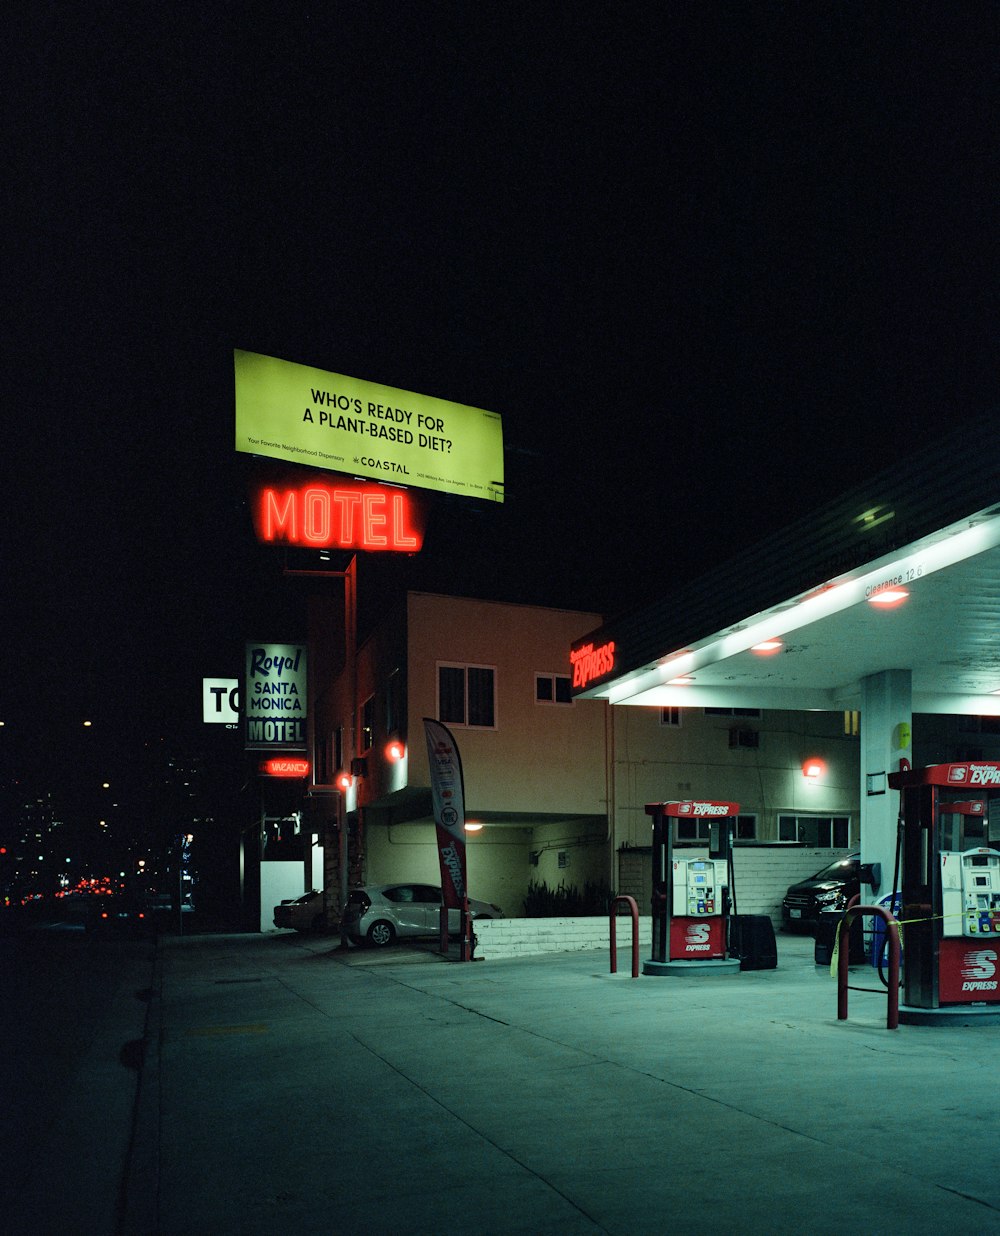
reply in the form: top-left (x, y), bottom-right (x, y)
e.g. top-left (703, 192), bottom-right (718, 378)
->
top-left (121, 929), bottom-right (1000, 1235)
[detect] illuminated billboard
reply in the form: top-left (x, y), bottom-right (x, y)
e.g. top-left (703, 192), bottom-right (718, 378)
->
top-left (234, 350), bottom-right (504, 503)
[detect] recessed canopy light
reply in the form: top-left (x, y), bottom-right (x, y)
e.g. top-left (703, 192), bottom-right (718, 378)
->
top-left (868, 588), bottom-right (909, 607)
top-left (668, 676), bottom-right (695, 686)
top-left (464, 822), bottom-right (483, 832)
top-left (751, 639), bottom-right (783, 655)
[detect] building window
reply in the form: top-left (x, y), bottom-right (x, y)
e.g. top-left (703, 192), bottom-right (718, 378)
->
top-left (778, 815), bottom-right (851, 847)
top-left (313, 726), bottom-right (343, 785)
top-left (735, 814), bottom-right (757, 841)
top-left (386, 668), bottom-right (405, 736)
top-left (438, 663), bottom-right (496, 729)
top-left (660, 707), bottom-right (682, 727)
top-left (676, 814), bottom-right (757, 844)
top-left (360, 695), bottom-right (375, 753)
top-left (536, 673), bottom-right (572, 705)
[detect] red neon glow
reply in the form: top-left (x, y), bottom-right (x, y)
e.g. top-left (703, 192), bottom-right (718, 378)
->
top-left (253, 480), bottom-right (423, 552)
top-left (260, 757), bottom-right (311, 778)
top-left (569, 640), bottom-right (616, 689)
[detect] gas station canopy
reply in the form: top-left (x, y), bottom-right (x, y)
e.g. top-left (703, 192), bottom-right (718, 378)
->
top-left (572, 415), bottom-right (1000, 717)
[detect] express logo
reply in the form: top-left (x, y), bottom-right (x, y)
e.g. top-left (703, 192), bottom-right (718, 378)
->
top-left (948, 766), bottom-right (969, 782)
top-left (961, 948), bottom-right (998, 991)
top-left (685, 923), bottom-right (712, 951)
top-left (569, 641), bottom-right (616, 689)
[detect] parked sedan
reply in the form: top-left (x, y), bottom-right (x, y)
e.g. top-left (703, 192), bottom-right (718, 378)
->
top-left (781, 852), bottom-right (861, 932)
top-left (273, 889), bottom-right (329, 933)
top-left (343, 883), bottom-right (504, 947)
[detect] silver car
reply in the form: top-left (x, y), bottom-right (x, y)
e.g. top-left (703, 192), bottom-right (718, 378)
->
top-left (343, 883), bottom-right (503, 947)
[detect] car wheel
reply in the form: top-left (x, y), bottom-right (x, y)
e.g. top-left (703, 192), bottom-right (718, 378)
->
top-left (367, 919), bottom-right (396, 947)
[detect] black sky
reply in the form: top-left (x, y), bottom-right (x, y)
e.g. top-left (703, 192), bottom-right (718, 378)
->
top-left (4, 4), bottom-right (997, 752)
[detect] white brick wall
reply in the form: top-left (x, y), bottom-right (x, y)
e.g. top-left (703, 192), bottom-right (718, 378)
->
top-left (474, 915), bottom-right (652, 960)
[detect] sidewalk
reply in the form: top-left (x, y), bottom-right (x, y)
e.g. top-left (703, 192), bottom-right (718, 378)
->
top-left (125, 930), bottom-right (1000, 1234)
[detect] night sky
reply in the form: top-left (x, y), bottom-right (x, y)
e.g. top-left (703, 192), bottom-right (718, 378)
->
top-left (5, 5), bottom-right (997, 765)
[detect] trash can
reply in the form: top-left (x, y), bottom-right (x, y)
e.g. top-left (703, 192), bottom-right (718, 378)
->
top-left (815, 909), bottom-right (866, 965)
top-left (729, 914), bottom-right (778, 970)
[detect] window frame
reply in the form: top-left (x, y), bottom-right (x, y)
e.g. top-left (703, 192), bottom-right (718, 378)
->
top-left (436, 661), bottom-right (498, 730)
top-left (360, 695), bottom-right (375, 753)
top-left (675, 813), bottom-right (758, 844)
top-left (535, 672), bottom-right (573, 706)
top-left (777, 814), bottom-right (852, 847)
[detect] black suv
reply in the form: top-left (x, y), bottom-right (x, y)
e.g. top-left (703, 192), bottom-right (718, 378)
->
top-left (781, 852), bottom-right (860, 932)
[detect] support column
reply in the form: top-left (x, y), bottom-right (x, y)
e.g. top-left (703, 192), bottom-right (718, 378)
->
top-left (860, 669), bottom-right (912, 905)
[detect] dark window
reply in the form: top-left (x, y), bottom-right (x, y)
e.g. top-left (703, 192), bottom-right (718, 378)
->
top-left (386, 668), bottom-right (405, 736)
top-left (360, 696), bottom-right (375, 753)
top-left (536, 673), bottom-right (572, 705)
top-left (438, 664), bottom-right (496, 728)
top-left (778, 815), bottom-right (851, 846)
top-left (439, 666), bottom-right (466, 725)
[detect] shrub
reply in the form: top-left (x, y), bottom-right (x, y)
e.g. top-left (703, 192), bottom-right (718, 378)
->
top-left (523, 879), bottom-right (614, 917)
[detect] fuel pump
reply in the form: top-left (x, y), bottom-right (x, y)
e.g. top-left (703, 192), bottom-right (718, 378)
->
top-left (643, 800), bottom-right (741, 976)
top-left (887, 762), bottom-right (1000, 1010)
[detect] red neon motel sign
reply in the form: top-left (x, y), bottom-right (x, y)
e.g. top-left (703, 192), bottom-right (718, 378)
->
top-left (252, 479), bottom-right (424, 552)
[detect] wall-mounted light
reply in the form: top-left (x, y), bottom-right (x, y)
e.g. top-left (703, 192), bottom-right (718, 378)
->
top-left (386, 740), bottom-right (406, 762)
top-left (335, 771), bottom-right (353, 792)
top-left (802, 758), bottom-right (826, 780)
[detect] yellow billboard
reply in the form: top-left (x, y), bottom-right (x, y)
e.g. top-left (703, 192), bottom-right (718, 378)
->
top-left (234, 350), bottom-right (504, 503)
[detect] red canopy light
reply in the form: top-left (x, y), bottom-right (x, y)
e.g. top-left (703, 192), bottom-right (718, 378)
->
top-left (252, 477), bottom-right (424, 552)
top-left (260, 757), bottom-right (311, 778)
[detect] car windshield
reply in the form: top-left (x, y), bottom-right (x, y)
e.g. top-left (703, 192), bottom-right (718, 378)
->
top-left (811, 857), bottom-right (858, 881)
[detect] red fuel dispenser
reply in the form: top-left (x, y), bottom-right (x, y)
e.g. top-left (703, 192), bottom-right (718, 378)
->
top-left (643, 800), bottom-right (742, 976)
top-left (888, 761), bottom-right (1000, 1010)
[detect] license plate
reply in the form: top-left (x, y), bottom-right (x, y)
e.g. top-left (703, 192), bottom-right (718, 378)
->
top-left (790, 908), bottom-right (802, 919)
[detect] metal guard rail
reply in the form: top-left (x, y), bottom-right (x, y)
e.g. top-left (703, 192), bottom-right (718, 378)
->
top-left (837, 903), bottom-right (901, 1030)
top-left (609, 895), bottom-right (639, 978)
